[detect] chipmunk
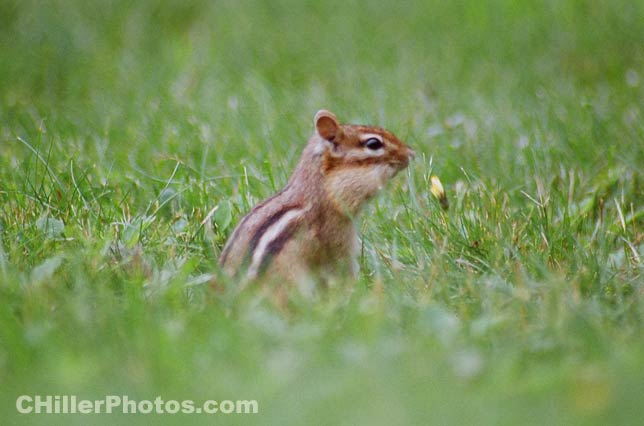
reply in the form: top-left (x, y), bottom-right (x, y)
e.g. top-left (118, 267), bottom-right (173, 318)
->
top-left (219, 109), bottom-right (414, 284)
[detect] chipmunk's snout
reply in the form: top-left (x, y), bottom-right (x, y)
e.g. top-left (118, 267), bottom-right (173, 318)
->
top-left (398, 145), bottom-right (415, 168)
top-left (390, 146), bottom-right (414, 170)
top-left (406, 147), bottom-right (416, 160)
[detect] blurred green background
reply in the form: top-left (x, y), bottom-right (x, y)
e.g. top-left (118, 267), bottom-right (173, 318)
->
top-left (1, 0), bottom-right (643, 425)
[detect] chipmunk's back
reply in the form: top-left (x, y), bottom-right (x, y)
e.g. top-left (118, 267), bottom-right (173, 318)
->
top-left (219, 186), bottom-right (305, 278)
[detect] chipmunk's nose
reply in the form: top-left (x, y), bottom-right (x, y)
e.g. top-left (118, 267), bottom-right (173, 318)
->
top-left (406, 147), bottom-right (416, 159)
top-left (396, 146), bottom-right (415, 169)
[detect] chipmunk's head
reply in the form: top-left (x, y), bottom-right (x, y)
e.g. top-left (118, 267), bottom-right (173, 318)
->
top-left (311, 109), bottom-right (415, 215)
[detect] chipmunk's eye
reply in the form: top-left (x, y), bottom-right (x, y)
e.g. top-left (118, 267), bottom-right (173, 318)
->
top-left (364, 138), bottom-right (383, 150)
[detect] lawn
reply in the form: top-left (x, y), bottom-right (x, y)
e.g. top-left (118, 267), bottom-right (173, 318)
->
top-left (1, 0), bottom-right (643, 425)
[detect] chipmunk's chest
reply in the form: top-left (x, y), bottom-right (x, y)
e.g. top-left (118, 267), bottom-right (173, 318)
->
top-left (304, 210), bottom-right (358, 266)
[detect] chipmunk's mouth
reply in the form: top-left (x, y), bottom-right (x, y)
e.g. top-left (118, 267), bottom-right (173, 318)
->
top-left (386, 163), bottom-right (405, 179)
top-left (389, 159), bottom-right (410, 171)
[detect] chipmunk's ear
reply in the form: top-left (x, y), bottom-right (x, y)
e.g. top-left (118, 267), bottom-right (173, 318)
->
top-left (314, 109), bottom-right (340, 142)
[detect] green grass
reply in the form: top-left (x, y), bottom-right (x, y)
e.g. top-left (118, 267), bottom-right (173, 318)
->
top-left (1, 0), bottom-right (643, 424)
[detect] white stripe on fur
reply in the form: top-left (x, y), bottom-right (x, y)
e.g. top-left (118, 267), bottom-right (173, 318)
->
top-left (247, 206), bottom-right (308, 278)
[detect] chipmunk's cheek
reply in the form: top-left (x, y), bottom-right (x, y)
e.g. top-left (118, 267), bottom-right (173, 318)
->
top-left (324, 166), bottom-right (391, 215)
